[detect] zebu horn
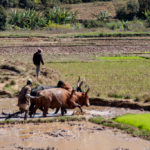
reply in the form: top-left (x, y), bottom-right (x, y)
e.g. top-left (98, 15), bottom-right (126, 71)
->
top-left (83, 84), bottom-right (88, 92)
top-left (79, 81), bottom-right (84, 88)
top-left (85, 86), bottom-right (90, 95)
top-left (77, 76), bottom-right (81, 87)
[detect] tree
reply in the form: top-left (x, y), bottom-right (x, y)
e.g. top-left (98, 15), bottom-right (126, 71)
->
top-left (138, 0), bottom-right (150, 16)
top-left (19, 0), bottom-right (33, 8)
top-left (0, 6), bottom-right (7, 30)
top-left (0, 0), bottom-right (8, 7)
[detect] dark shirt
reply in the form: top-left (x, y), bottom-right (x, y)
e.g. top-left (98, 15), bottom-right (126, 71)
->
top-left (33, 52), bottom-right (44, 66)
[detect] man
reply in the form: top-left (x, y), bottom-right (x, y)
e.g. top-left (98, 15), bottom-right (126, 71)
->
top-left (33, 48), bottom-right (44, 79)
top-left (6, 79), bottom-right (32, 120)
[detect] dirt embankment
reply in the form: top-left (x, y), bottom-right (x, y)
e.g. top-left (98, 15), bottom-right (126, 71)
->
top-left (90, 97), bottom-right (150, 111)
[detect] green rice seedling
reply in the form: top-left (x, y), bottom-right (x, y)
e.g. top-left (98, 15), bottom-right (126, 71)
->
top-left (88, 116), bottom-right (104, 124)
top-left (97, 56), bottom-right (146, 60)
top-left (114, 113), bottom-right (150, 132)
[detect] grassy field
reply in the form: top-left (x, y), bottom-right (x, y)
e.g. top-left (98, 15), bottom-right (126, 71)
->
top-left (1, 47), bottom-right (150, 101)
top-left (0, 54), bottom-right (150, 99)
top-left (46, 58), bottom-right (150, 99)
top-left (114, 113), bottom-right (150, 132)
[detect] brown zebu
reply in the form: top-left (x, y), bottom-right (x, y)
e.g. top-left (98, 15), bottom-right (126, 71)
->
top-left (29, 77), bottom-right (84, 117)
top-left (31, 85), bottom-right (90, 117)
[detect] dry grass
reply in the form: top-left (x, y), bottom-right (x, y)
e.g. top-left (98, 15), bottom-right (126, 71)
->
top-left (62, 1), bottom-right (116, 20)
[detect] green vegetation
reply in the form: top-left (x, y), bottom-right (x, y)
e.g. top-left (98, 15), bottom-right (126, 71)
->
top-left (60, 0), bottom-right (111, 3)
top-left (0, 6), bottom-right (7, 30)
top-left (114, 0), bottom-right (139, 20)
top-left (9, 9), bottom-right (46, 29)
top-left (138, 0), bottom-right (150, 17)
top-left (144, 10), bottom-right (150, 27)
top-left (88, 116), bottom-right (104, 124)
top-left (44, 7), bottom-right (77, 25)
top-left (114, 113), bottom-right (150, 132)
top-left (97, 56), bottom-right (146, 60)
top-left (60, 32), bottom-right (150, 38)
top-left (0, 0), bottom-right (150, 31)
top-left (0, 116), bottom-right (86, 125)
top-left (89, 116), bottom-right (150, 140)
top-left (93, 11), bottom-right (110, 22)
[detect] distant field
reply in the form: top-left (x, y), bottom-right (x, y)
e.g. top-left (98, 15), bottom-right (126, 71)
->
top-left (97, 56), bottom-right (146, 60)
top-left (114, 113), bottom-right (150, 132)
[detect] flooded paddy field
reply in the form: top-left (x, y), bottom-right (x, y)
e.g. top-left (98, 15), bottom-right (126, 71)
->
top-left (0, 98), bottom-right (150, 150)
top-left (0, 121), bottom-right (150, 150)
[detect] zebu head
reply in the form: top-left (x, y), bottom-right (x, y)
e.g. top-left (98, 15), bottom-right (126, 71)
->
top-left (76, 86), bottom-right (90, 107)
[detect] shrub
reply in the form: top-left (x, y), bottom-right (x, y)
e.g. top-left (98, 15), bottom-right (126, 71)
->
top-left (60, 0), bottom-right (111, 3)
top-left (7, 0), bottom-right (19, 7)
top-left (10, 80), bottom-right (16, 85)
top-left (114, 0), bottom-right (139, 20)
top-left (0, 6), bottom-right (7, 30)
top-left (0, 0), bottom-right (8, 7)
top-left (144, 10), bottom-right (150, 27)
top-left (123, 18), bottom-right (145, 31)
top-left (82, 0), bottom-right (111, 2)
top-left (93, 11), bottom-right (110, 22)
top-left (40, 0), bottom-right (60, 8)
top-left (45, 20), bottom-right (72, 29)
top-left (19, 0), bottom-right (33, 8)
top-left (82, 20), bottom-right (104, 28)
top-left (106, 21), bottom-right (124, 30)
top-left (9, 9), bottom-right (46, 29)
top-left (127, 0), bottom-right (139, 19)
top-left (60, 0), bottom-right (82, 3)
top-left (138, 0), bottom-right (150, 17)
top-left (44, 7), bottom-right (78, 24)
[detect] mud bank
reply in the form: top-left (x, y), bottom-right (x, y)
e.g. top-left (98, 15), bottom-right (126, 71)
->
top-left (90, 97), bottom-right (150, 111)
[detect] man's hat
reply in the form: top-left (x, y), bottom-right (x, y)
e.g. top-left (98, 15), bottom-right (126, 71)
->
top-left (27, 79), bottom-right (32, 85)
top-left (37, 48), bottom-right (43, 53)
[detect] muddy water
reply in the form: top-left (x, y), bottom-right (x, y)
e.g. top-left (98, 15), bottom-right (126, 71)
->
top-left (0, 122), bottom-right (150, 150)
top-left (0, 98), bottom-right (150, 150)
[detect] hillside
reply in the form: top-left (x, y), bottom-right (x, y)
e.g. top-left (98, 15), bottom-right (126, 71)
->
top-left (62, 1), bottom-right (116, 20)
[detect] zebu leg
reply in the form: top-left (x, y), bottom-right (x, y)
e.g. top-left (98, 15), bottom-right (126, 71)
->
top-left (54, 108), bottom-right (60, 114)
top-left (29, 103), bottom-right (35, 118)
top-left (71, 101), bottom-right (83, 113)
top-left (43, 106), bottom-right (48, 117)
top-left (24, 110), bottom-right (29, 120)
top-left (60, 108), bottom-right (67, 116)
